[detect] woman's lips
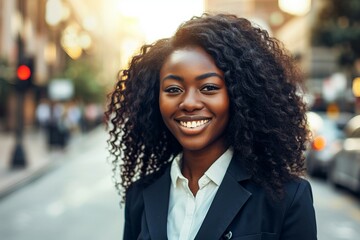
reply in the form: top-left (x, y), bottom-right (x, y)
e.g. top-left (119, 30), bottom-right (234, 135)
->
top-left (174, 116), bottom-right (212, 134)
top-left (179, 119), bottom-right (210, 128)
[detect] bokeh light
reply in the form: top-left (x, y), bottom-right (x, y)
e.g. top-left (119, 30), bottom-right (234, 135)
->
top-left (116, 0), bottom-right (204, 43)
top-left (278, 0), bottom-right (311, 16)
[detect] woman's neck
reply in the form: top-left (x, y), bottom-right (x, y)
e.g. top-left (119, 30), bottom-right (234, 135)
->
top-left (181, 144), bottom-right (228, 195)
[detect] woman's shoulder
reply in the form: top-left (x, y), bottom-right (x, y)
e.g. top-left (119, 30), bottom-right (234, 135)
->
top-left (284, 177), bottom-right (312, 193)
top-left (283, 177), bottom-right (314, 206)
top-left (126, 163), bottom-right (171, 196)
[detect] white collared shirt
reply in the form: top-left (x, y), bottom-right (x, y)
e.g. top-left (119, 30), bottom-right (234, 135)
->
top-left (167, 148), bottom-right (233, 240)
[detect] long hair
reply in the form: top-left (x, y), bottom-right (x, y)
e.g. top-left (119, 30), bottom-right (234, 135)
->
top-left (105, 13), bottom-right (309, 201)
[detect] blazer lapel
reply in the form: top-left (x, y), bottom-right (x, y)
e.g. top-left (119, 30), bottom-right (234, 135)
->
top-left (195, 156), bottom-right (252, 240)
top-left (143, 167), bottom-right (171, 240)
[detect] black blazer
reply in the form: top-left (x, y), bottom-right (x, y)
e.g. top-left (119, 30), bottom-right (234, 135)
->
top-left (123, 155), bottom-right (317, 240)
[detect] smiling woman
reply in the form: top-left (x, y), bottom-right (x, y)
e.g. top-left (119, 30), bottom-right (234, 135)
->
top-left (159, 46), bottom-right (229, 156)
top-left (105, 13), bottom-right (317, 240)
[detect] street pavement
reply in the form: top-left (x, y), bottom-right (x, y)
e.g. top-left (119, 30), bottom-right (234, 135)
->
top-left (1, 126), bottom-right (360, 239)
top-left (0, 126), bottom-right (124, 240)
top-left (0, 127), bottom-right (56, 198)
top-left (311, 177), bottom-right (360, 240)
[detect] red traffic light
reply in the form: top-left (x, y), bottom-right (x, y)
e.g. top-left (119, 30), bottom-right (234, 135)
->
top-left (17, 65), bottom-right (31, 80)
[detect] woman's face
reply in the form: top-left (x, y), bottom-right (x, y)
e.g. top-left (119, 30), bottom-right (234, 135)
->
top-left (159, 46), bottom-right (229, 153)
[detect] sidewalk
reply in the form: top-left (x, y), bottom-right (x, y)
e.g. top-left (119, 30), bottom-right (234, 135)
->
top-left (0, 127), bottom-right (98, 199)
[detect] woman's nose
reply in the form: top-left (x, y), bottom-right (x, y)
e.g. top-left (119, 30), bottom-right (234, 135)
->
top-left (179, 90), bottom-right (203, 111)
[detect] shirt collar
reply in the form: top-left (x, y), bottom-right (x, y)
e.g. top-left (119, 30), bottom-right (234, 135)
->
top-left (170, 148), bottom-right (233, 187)
top-left (170, 153), bottom-right (184, 188)
top-left (204, 148), bottom-right (233, 186)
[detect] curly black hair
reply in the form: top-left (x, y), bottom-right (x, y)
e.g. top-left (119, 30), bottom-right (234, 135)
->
top-left (105, 13), bottom-right (309, 202)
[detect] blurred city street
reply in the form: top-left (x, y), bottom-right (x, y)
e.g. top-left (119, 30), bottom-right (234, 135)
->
top-left (0, 126), bottom-right (360, 239)
top-left (311, 177), bottom-right (360, 240)
top-left (1, 0), bottom-right (360, 240)
top-left (0, 126), bottom-right (124, 240)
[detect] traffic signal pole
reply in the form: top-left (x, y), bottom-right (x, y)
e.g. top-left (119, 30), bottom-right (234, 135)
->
top-left (11, 88), bottom-right (27, 168)
top-left (10, 31), bottom-right (29, 168)
top-left (10, 0), bottom-right (35, 168)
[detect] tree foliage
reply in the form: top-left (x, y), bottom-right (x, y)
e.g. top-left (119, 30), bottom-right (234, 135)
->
top-left (311, 0), bottom-right (360, 66)
top-left (62, 58), bottom-right (107, 104)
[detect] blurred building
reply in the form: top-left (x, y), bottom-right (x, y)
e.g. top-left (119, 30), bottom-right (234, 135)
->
top-left (1, 0), bottom-right (50, 130)
top-left (205, 0), bottom-right (315, 74)
top-left (0, 0), bottom-right (111, 131)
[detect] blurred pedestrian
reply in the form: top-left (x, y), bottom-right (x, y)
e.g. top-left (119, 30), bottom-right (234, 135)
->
top-left (66, 101), bottom-right (82, 133)
top-left (106, 13), bottom-right (317, 240)
top-left (35, 98), bottom-right (50, 130)
top-left (84, 103), bottom-right (102, 131)
top-left (47, 102), bottom-right (69, 149)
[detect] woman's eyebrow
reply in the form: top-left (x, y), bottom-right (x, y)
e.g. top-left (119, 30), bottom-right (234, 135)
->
top-left (195, 72), bottom-right (223, 80)
top-left (161, 72), bottom-right (223, 82)
top-left (161, 74), bottom-right (183, 82)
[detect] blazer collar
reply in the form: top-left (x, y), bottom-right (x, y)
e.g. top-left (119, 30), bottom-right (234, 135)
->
top-left (142, 153), bottom-right (251, 240)
top-left (195, 154), bottom-right (252, 240)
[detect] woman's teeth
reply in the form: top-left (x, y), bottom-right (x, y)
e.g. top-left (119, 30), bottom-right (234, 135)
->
top-left (179, 119), bottom-right (209, 128)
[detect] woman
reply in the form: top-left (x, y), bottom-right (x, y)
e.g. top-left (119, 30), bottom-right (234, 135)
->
top-left (106, 13), bottom-right (317, 240)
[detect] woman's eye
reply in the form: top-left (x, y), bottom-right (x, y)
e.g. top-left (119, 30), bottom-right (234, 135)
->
top-left (165, 86), bottom-right (182, 94)
top-left (201, 85), bottom-right (220, 92)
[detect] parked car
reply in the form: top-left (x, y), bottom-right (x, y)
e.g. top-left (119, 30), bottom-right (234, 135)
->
top-left (328, 115), bottom-right (360, 193)
top-left (305, 111), bottom-right (347, 177)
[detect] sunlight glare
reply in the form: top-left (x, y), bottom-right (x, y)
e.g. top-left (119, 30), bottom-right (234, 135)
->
top-left (116, 0), bottom-right (204, 43)
top-left (278, 0), bottom-right (311, 16)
